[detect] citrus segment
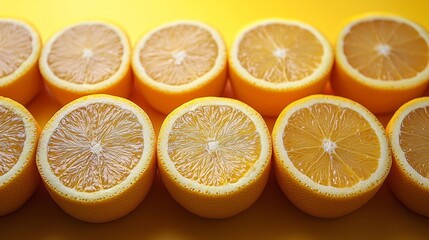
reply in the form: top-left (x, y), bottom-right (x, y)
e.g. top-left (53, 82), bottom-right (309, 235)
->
top-left (39, 22), bottom-right (132, 105)
top-left (132, 21), bottom-right (227, 114)
top-left (237, 23), bottom-right (324, 82)
top-left (157, 97), bottom-right (271, 218)
top-left (0, 19), bottom-right (42, 105)
top-left (168, 105), bottom-right (261, 186)
top-left (47, 103), bottom-right (144, 192)
top-left (0, 105), bottom-right (26, 175)
top-left (0, 96), bottom-right (39, 215)
top-left (332, 14), bottom-right (429, 113)
top-left (343, 20), bottom-right (428, 80)
top-left (387, 97), bottom-right (429, 217)
top-left (229, 19), bottom-right (333, 117)
top-left (397, 105), bottom-right (429, 177)
top-left (36, 94), bottom-right (156, 223)
top-left (0, 22), bottom-right (32, 78)
top-left (47, 24), bottom-right (124, 84)
top-left (139, 24), bottom-right (218, 85)
top-left (273, 95), bottom-right (391, 218)
top-left (283, 103), bottom-right (380, 188)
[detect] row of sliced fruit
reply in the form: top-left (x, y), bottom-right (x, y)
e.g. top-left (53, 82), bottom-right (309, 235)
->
top-left (0, 13), bottom-right (428, 116)
top-left (0, 93), bottom-right (428, 222)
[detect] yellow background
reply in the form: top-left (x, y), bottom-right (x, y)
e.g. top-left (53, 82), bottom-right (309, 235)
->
top-left (1, 0), bottom-right (429, 239)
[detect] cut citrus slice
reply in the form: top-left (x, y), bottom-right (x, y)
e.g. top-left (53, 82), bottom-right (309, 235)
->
top-left (36, 94), bottom-right (156, 223)
top-left (332, 14), bottom-right (429, 114)
top-left (0, 18), bottom-right (42, 105)
top-left (39, 21), bottom-right (132, 105)
top-left (272, 95), bottom-right (391, 218)
top-left (229, 19), bottom-right (334, 117)
top-left (132, 21), bottom-right (227, 114)
top-left (0, 96), bottom-right (39, 215)
top-left (387, 97), bottom-right (429, 217)
top-left (157, 97), bottom-right (272, 218)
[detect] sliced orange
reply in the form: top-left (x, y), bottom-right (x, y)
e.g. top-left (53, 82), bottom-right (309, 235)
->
top-left (0, 18), bottom-right (42, 105)
top-left (272, 95), bottom-right (391, 218)
top-left (229, 19), bottom-right (334, 117)
top-left (332, 14), bottom-right (429, 114)
top-left (387, 97), bottom-right (429, 217)
top-left (0, 96), bottom-right (39, 215)
top-left (36, 94), bottom-right (156, 223)
top-left (157, 97), bottom-right (272, 218)
top-left (39, 21), bottom-right (132, 105)
top-left (132, 21), bottom-right (227, 114)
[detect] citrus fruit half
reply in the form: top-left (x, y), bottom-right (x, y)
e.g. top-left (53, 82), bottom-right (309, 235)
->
top-left (0, 18), bottom-right (42, 105)
top-left (272, 94), bottom-right (391, 218)
top-left (39, 21), bottom-right (132, 105)
top-left (36, 94), bottom-right (156, 223)
top-left (387, 97), bottom-right (429, 217)
top-left (157, 97), bottom-right (272, 218)
top-left (0, 96), bottom-right (39, 215)
top-left (229, 19), bottom-right (334, 117)
top-left (132, 20), bottom-right (227, 114)
top-left (332, 14), bottom-right (429, 114)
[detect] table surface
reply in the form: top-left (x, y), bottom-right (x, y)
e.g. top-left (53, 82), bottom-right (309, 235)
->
top-left (1, 0), bottom-right (429, 239)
